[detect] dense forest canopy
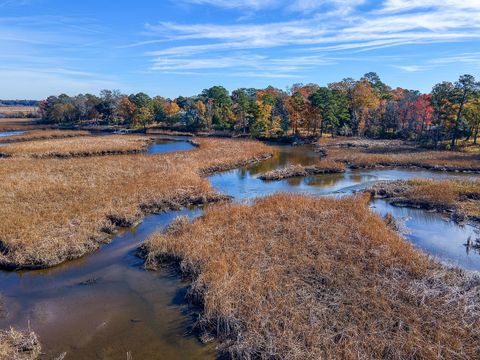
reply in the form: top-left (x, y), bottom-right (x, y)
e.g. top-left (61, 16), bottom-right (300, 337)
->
top-left (38, 73), bottom-right (480, 147)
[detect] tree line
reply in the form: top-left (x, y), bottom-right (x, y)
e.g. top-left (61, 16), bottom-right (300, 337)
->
top-left (39, 73), bottom-right (480, 147)
top-left (0, 100), bottom-right (39, 106)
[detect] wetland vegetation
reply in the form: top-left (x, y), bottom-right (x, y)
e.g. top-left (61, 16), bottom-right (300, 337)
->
top-left (0, 74), bottom-right (479, 359)
top-left (145, 194), bottom-right (480, 360)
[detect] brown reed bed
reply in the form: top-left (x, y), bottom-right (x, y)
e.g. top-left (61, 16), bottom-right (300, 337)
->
top-left (144, 193), bottom-right (480, 360)
top-left (0, 130), bottom-right (90, 144)
top-left (0, 327), bottom-right (41, 360)
top-left (0, 118), bottom-right (46, 132)
top-left (319, 138), bottom-right (480, 173)
top-left (0, 106), bottom-right (38, 115)
top-left (0, 135), bottom-right (153, 158)
top-left (258, 160), bottom-right (345, 181)
top-left (369, 179), bottom-right (480, 223)
top-left (0, 138), bottom-right (271, 269)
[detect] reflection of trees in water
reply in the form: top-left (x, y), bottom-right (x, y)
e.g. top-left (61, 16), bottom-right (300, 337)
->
top-left (465, 230), bottom-right (480, 255)
top-left (247, 146), bottom-right (319, 176)
top-left (304, 174), bottom-right (345, 188)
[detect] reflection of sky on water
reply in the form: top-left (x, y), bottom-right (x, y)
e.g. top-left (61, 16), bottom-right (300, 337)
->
top-left (210, 144), bottom-right (480, 270)
top-left (0, 130), bottom-right (24, 137)
top-left (146, 139), bottom-right (195, 154)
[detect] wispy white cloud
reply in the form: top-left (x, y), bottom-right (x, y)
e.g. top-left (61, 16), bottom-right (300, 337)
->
top-left (180, 0), bottom-right (367, 14)
top-left (139, 1), bottom-right (480, 76)
top-left (394, 52), bottom-right (480, 73)
top-left (182, 0), bottom-right (278, 10)
top-left (0, 14), bottom-right (120, 98)
top-left (379, 0), bottom-right (480, 13)
top-left (394, 65), bottom-right (428, 72)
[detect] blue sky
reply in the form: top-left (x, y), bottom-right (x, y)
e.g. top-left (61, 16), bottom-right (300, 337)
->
top-left (1, 0), bottom-right (479, 99)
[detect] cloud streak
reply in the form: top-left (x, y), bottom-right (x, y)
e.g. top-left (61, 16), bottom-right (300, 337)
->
top-left (141, 1), bottom-right (480, 77)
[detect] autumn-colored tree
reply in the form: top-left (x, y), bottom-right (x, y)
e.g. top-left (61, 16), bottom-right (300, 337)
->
top-left (164, 101), bottom-right (181, 124)
top-left (285, 92), bottom-right (306, 135)
top-left (413, 94), bottom-right (434, 135)
top-left (117, 96), bottom-right (136, 125)
top-left (195, 100), bottom-right (208, 129)
top-left (35, 74), bottom-right (480, 146)
top-left (133, 106), bottom-right (153, 130)
top-left (351, 80), bottom-right (380, 135)
top-left (251, 100), bottom-right (272, 137)
top-left (464, 97), bottom-right (480, 144)
top-left (395, 90), bottom-right (420, 137)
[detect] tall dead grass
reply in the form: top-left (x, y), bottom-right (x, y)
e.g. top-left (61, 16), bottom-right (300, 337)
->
top-left (0, 106), bottom-right (38, 118)
top-left (259, 160), bottom-right (345, 181)
top-left (0, 135), bottom-right (152, 158)
top-left (0, 328), bottom-right (41, 360)
top-left (0, 118), bottom-right (45, 132)
top-left (0, 138), bottom-right (271, 269)
top-left (0, 130), bottom-right (89, 143)
top-left (144, 193), bottom-right (480, 359)
top-left (320, 138), bottom-right (480, 172)
top-left (370, 179), bottom-right (480, 222)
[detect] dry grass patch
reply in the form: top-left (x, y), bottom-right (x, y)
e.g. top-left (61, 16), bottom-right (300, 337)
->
top-left (259, 160), bottom-right (345, 181)
top-left (0, 130), bottom-right (89, 144)
top-left (144, 194), bottom-right (480, 359)
top-left (0, 106), bottom-right (39, 118)
top-left (0, 118), bottom-right (45, 132)
top-left (0, 135), bottom-right (152, 158)
top-left (319, 138), bottom-right (480, 172)
top-left (0, 138), bottom-right (271, 268)
top-left (370, 179), bottom-right (480, 223)
top-left (0, 328), bottom-right (41, 360)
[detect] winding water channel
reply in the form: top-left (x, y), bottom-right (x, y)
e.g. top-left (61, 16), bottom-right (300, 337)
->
top-left (0, 131), bottom-right (24, 138)
top-left (0, 139), bottom-right (478, 359)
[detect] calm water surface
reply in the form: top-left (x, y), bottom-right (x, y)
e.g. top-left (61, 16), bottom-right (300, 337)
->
top-left (0, 130), bottom-right (24, 137)
top-left (147, 138), bottom-right (195, 154)
top-left (0, 141), bottom-right (478, 359)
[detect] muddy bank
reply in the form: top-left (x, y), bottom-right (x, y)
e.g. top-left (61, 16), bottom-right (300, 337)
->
top-left (368, 179), bottom-right (480, 225)
top-left (258, 161), bottom-right (345, 181)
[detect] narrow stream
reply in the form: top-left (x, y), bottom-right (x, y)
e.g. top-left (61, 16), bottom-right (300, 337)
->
top-left (0, 141), bottom-right (478, 359)
top-left (0, 131), bottom-right (24, 137)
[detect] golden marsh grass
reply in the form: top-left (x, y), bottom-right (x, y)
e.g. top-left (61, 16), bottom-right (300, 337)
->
top-left (0, 130), bottom-right (90, 143)
top-left (0, 135), bottom-right (152, 158)
top-left (258, 160), bottom-right (345, 181)
top-left (370, 179), bottom-right (480, 222)
top-left (0, 138), bottom-right (271, 269)
top-left (320, 138), bottom-right (480, 172)
top-left (145, 193), bottom-right (480, 359)
top-left (0, 328), bottom-right (41, 360)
